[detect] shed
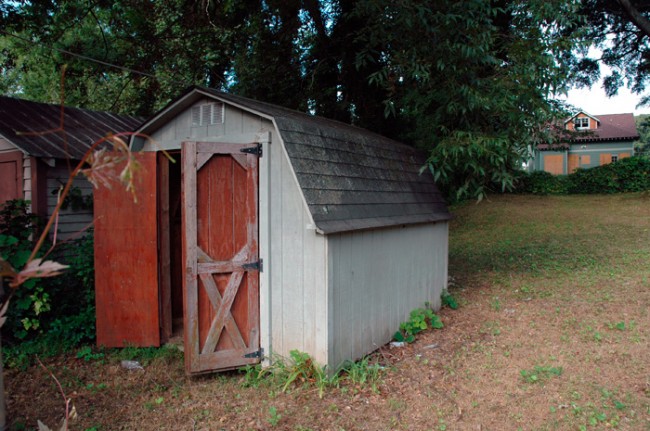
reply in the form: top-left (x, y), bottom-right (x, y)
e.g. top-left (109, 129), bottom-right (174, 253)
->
top-left (94, 86), bottom-right (451, 374)
top-left (0, 96), bottom-right (141, 238)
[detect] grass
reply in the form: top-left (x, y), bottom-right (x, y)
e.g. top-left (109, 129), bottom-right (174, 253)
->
top-left (5, 193), bottom-right (650, 430)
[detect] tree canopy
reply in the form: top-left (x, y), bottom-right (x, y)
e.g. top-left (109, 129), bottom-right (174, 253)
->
top-left (0, 0), bottom-right (642, 200)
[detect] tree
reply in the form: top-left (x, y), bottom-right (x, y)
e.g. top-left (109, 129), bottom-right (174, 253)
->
top-left (1, 0), bottom-right (585, 200)
top-left (572, 0), bottom-right (650, 105)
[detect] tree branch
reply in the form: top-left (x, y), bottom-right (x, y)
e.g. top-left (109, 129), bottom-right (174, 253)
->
top-left (617, 0), bottom-right (650, 38)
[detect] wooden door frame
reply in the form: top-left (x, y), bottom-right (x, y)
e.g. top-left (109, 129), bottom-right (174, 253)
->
top-left (182, 141), bottom-right (264, 374)
top-left (154, 131), bottom-right (272, 370)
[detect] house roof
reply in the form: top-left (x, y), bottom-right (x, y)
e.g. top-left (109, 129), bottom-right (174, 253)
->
top-left (137, 86), bottom-right (451, 234)
top-left (568, 112), bottom-right (639, 142)
top-left (564, 111), bottom-right (600, 126)
top-left (0, 96), bottom-right (142, 160)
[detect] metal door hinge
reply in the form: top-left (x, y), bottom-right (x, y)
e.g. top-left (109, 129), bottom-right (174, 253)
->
top-left (244, 348), bottom-right (264, 359)
top-left (242, 259), bottom-right (263, 272)
top-left (240, 143), bottom-right (262, 157)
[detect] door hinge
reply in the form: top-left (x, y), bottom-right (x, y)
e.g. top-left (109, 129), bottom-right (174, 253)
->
top-left (242, 258), bottom-right (263, 272)
top-left (244, 348), bottom-right (264, 359)
top-left (240, 143), bottom-right (262, 157)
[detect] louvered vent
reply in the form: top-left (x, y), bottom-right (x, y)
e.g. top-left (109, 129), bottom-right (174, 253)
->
top-left (191, 103), bottom-right (224, 126)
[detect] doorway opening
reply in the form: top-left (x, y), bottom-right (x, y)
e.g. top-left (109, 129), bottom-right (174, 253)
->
top-left (159, 151), bottom-right (184, 343)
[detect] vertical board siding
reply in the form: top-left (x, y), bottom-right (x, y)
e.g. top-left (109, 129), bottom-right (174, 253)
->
top-left (144, 100), bottom-right (266, 151)
top-left (0, 150), bottom-right (23, 205)
top-left (327, 222), bottom-right (448, 369)
top-left (94, 152), bottom-right (160, 347)
top-left (268, 129), bottom-right (329, 365)
top-left (45, 162), bottom-right (94, 240)
top-left (140, 103), bottom-right (331, 366)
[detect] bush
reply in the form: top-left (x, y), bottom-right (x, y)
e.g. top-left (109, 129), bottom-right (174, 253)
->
top-left (517, 156), bottom-right (650, 195)
top-left (0, 199), bottom-right (96, 361)
top-left (517, 171), bottom-right (570, 195)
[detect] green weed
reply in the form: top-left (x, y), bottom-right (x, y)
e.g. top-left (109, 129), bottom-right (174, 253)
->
top-left (267, 406), bottom-right (281, 427)
top-left (520, 365), bottom-right (563, 384)
top-left (394, 306), bottom-right (443, 343)
top-left (339, 356), bottom-right (384, 393)
top-left (76, 345), bottom-right (105, 362)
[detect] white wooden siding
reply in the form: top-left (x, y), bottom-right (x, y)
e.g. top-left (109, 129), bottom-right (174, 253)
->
top-left (327, 222), bottom-right (448, 368)
top-left (140, 101), bottom-right (330, 365)
top-left (22, 156), bottom-right (31, 203)
top-left (0, 138), bottom-right (17, 152)
top-left (46, 161), bottom-right (94, 240)
top-left (144, 98), bottom-right (267, 151)
top-left (268, 128), bottom-right (328, 365)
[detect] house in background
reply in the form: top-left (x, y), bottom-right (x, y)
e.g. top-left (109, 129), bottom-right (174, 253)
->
top-left (94, 86), bottom-right (452, 374)
top-left (0, 96), bottom-right (141, 238)
top-left (531, 112), bottom-right (639, 175)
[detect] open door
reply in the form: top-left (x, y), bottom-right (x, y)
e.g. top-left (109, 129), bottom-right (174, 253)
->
top-left (94, 152), bottom-right (160, 347)
top-left (182, 141), bottom-right (260, 374)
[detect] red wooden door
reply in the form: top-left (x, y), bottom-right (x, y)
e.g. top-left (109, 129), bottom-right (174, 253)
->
top-left (94, 152), bottom-right (160, 347)
top-left (182, 141), bottom-right (260, 374)
top-left (0, 152), bottom-right (23, 205)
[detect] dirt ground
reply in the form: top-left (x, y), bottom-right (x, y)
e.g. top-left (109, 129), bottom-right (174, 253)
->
top-left (5, 193), bottom-right (650, 430)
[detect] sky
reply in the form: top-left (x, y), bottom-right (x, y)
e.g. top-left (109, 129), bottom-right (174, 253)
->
top-left (561, 84), bottom-right (650, 116)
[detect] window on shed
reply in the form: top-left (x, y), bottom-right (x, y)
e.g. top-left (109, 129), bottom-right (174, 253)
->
top-left (191, 103), bottom-right (224, 126)
top-left (574, 117), bottom-right (589, 129)
top-left (611, 155), bottom-right (618, 163)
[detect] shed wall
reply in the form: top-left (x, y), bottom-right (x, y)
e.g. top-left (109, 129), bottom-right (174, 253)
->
top-left (267, 129), bottom-right (328, 365)
top-left (326, 222), bottom-right (448, 368)
top-left (144, 98), bottom-right (266, 151)
top-left (46, 161), bottom-right (94, 239)
top-left (141, 99), bottom-right (330, 366)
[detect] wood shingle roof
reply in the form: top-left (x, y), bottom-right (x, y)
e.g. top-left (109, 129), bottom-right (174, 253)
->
top-left (141, 86), bottom-right (451, 234)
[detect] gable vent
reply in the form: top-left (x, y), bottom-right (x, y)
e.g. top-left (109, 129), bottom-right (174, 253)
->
top-left (191, 102), bottom-right (224, 126)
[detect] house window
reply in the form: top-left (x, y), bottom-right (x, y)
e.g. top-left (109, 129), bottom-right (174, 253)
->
top-left (611, 155), bottom-right (618, 163)
top-left (191, 103), bottom-right (224, 126)
top-left (574, 117), bottom-right (589, 129)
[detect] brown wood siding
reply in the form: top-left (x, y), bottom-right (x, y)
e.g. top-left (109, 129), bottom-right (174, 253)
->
top-left (94, 152), bottom-right (160, 347)
top-left (0, 151), bottom-right (23, 205)
top-left (619, 153), bottom-right (631, 159)
top-left (182, 141), bottom-right (260, 374)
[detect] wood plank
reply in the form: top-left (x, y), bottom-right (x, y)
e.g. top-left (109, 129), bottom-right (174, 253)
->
top-left (182, 141), bottom-right (200, 372)
top-left (198, 273), bottom-right (246, 350)
top-left (0, 151), bottom-right (23, 204)
top-left (183, 140), bottom-right (260, 374)
top-left (201, 271), bottom-right (244, 354)
top-left (196, 152), bottom-right (213, 171)
top-left (196, 142), bottom-right (251, 154)
top-left (197, 348), bottom-right (259, 372)
top-left (158, 153), bottom-right (172, 341)
top-left (95, 152), bottom-right (160, 347)
top-left (246, 152), bottom-right (260, 354)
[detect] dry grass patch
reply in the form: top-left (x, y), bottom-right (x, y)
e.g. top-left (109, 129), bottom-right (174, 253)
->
top-left (5, 193), bottom-right (650, 430)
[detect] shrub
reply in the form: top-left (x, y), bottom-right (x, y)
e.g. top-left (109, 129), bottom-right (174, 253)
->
top-left (517, 156), bottom-right (650, 195)
top-left (0, 199), bottom-right (96, 362)
top-left (517, 170), bottom-right (570, 195)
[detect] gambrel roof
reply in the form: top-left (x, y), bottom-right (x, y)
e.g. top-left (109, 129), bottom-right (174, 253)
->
top-left (0, 96), bottom-right (142, 159)
top-left (136, 86), bottom-right (451, 234)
